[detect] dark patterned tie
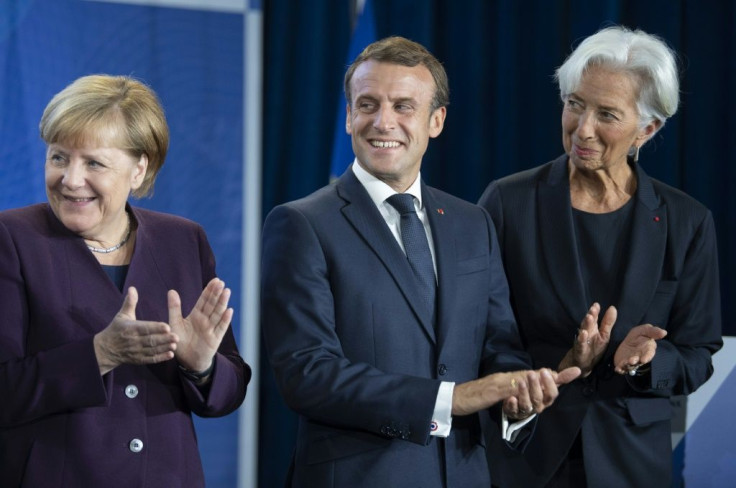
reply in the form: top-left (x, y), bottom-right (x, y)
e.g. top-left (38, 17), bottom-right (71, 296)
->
top-left (387, 193), bottom-right (437, 322)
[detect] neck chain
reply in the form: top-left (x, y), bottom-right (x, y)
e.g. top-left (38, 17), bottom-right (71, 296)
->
top-left (86, 213), bottom-right (132, 254)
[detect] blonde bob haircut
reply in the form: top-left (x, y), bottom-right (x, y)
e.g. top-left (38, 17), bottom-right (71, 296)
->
top-left (555, 25), bottom-right (680, 134)
top-left (39, 74), bottom-right (169, 198)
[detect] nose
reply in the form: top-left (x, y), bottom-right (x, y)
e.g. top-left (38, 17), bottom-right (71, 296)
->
top-left (61, 161), bottom-right (86, 189)
top-left (372, 104), bottom-right (396, 132)
top-left (576, 111), bottom-right (596, 140)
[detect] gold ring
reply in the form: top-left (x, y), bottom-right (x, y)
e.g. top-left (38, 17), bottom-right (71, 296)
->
top-left (511, 378), bottom-right (517, 389)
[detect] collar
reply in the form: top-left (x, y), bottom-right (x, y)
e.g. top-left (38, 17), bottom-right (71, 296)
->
top-left (351, 159), bottom-right (423, 208)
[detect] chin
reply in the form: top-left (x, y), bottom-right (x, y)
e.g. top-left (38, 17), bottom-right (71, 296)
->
top-left (571, 156), bottom-right (600, 169)
top-left (56, 213), bottom-right (96, 235)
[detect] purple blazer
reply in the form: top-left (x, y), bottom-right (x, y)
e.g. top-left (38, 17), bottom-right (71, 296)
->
top-left (0, 203), bottom-right (250, 488)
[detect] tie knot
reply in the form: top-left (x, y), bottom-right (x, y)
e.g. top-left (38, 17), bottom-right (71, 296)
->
top-left (387, 193), bottom-right (417, 215)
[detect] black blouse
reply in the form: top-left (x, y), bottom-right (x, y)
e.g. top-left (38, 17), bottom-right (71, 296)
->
top-left (572, 198), bottom-right (635, 311)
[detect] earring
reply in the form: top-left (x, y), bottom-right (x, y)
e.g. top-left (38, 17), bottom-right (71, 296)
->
top-left (633, 145), bottom-right (640, 163)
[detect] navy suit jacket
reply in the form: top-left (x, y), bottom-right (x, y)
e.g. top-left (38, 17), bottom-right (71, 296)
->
top-left (478, 155), bottom-right (722, 488)
top-left (0, 204), bottom-right (250, 488)
top-left (261, 168), bottom-right (532, 488)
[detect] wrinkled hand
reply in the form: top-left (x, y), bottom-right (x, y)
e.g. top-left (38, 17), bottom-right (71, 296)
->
top-left (452, 367), bottom-right (580, 417)
top-left (168, 278), bottom-right (233, 372)
top-left (502, 367), bottom-right (581, 420)
top-left (93, 287), bottom-right (179, 375)
top-left (559, 303), bottom-right (617, 377)
top-left (613, 324), bottom-right (667, 375)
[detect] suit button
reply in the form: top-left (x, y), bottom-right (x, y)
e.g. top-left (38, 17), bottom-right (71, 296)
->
top-left (129, 438), bottom-right (144, 453)
top-left (438, 364), bottom-right (447, 376)
top-left (125, 385), bottom-right (139, 399)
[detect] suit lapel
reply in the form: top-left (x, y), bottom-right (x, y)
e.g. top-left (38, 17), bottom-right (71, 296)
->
top-left (423, 186), bottom-right (455, 348)
top-left (613, 165), bottom-right (667, 342)
top-left (124, 208), bottom-right (171, 321)
top-left (45, 205), bottom-right (122, 334)
top-left (538, 156), bottom-right (589, 325)
top-left (61, 206), bottom-right (172, 332)
top-left (337, 171), bottom-right (436, 342)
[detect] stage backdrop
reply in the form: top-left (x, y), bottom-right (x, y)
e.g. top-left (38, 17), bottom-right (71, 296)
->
top-left (0, 1), bottom-right (261, 487)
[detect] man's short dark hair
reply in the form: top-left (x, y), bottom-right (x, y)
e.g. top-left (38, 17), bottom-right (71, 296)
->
top-left (344, 36), bottom-right (449, 113)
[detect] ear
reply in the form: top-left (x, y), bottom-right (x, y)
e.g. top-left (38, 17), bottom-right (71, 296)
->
top-left (130, 153), bottom-right (148, 191)
top-left (345, 104), bottom-right (352, 135)
top-left (428, 106), bottom-right (446, 139)
top-left (635, 118), bottom-right (662, 146)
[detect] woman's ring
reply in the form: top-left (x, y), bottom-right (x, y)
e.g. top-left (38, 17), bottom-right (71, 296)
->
top-left (511, 378), bottom-right (517, 389)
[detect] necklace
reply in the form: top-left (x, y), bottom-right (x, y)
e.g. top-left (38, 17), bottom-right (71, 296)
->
top-left (86, 214), bottom-right (132, 254)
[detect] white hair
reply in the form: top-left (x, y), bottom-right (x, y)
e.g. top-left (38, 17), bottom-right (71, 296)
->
top-left (555, 26), bottom-right (680, 132)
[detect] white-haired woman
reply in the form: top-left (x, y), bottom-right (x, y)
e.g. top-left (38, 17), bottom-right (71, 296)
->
top-left (479, 26), bottom-right (722, 488)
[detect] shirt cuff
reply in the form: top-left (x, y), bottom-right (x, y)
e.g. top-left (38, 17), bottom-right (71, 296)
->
top-left (430, 381), bottom-right (454, 437)
top-left (501, 410), bottom-right (536, 442)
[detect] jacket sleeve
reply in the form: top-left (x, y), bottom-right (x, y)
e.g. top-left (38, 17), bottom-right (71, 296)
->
top-left (179, 225), bottom-right (251, 417)
top-left (478, 180), bottom-right (504, 240)
top-left (478, 206), bottom-right (532, 375)
top-left (0, 220), bottom-right (110, 427)
top-left (630, 210), bottom-right (723, 396)
top-left (261, 204), bottom-right (441, 446)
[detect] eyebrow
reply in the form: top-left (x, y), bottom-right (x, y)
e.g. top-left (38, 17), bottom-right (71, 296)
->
top-left (48, 145), bottom-right (69, 156)
top-left (597, 104), bottom-right (625, 116)
top-left (390, 96), bottom-right (417, 105)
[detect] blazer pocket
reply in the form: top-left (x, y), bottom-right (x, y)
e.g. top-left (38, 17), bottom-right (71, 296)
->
top-left (654, 280), bottom-right (678, 295)
top-left (625, 397), bottom-right (673, 426)
top-left (456, 255), bottom-right (488, 276)
top-left (306, 428), bottom-right (390, 465)
top-left (642, 280), bottom-right (678, 327)
top-left (20, 440), bottom-right (64, 488)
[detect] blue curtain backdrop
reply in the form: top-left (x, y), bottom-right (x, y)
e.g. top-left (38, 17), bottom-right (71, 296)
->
top-left (0, 1), bottom-right (244, 486)
top-left (329, 0), bottom-right (377, 180)
top-left (262, 1), bottom-right (735, 486)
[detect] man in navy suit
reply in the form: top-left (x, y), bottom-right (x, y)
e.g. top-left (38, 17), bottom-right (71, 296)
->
top-left (261, 36), bottom-right (580, 488)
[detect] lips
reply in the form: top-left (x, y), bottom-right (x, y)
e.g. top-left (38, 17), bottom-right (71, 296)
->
top-left (63, 196), bottom-right (95, 202)
top-left (61, 195), bottom-right (96, 207)
top-left (573, 144), bottom-right (597, 157)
